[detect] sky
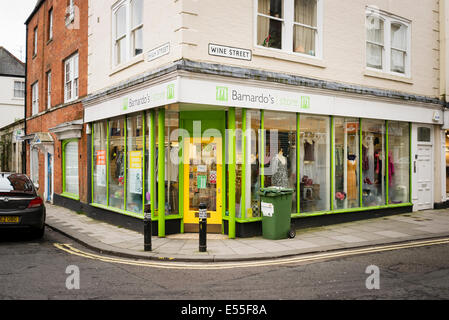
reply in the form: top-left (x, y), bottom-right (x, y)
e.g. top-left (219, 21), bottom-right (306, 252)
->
top-left (0, 0), bottom-right (38, 62)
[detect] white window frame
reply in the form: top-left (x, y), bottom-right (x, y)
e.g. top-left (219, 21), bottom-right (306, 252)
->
top-left (31, 147), bottom-right (39, 186)
top-left (254, 0), bottom-right (323, 59)
top-left (48, 8), bottom-right (53, 40)
top-left (112, 0), bottom-right (144, 67)
top-left (47, 71), bottom-right (52, 109)
top-left (31, 81), bottom-right (39, 115)
top-left (33, 27), bottom-right (38, 56)
top-left (66, 0), bottom-right (75, 25)
top-left (64, 53), bottom-right (79, 103)
top-left (365, 8), bottom-right (411, 77)
top-left (14, 81), bottom-right (25, 98)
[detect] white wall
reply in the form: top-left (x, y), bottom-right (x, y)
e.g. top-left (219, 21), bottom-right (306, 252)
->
top-left (88, 0), bottom-right (441, 99)
top-left (0, 76), bottom-right (25, 128)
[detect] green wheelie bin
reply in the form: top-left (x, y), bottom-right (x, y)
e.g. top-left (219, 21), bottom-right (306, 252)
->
top-left (258, 187), bottom-right (295, 240)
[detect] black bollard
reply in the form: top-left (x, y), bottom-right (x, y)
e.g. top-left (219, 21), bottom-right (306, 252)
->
top-left (199, 203), bottom-right (207, 252)
top-left (144, 204), bottom-right (152, 252)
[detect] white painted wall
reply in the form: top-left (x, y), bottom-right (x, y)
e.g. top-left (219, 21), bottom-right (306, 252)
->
top-left (0, 76), bottom-right (25, 128)
top-left (88, 0), bottom-right (440, 99)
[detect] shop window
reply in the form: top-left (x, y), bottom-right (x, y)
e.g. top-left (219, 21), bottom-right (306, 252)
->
top-left (145, 112), bottom-right (156, 212)
top-left (334, 117), bottom-right (360, 210)
top-left (63, 140), bottom-right (79, 197)
top-left (264, 111), bottom-right (297, 213)
top-left (126, 114), bottom-right (144, 214)
top-left (93, 121), bottom-right (108, 206)
top-left (31, 147), bottom-right (39, 185)
top-left (164, 111), bottom-right (180, 215)
top-left (235, 109), bottom-right (243, 218)
top-left (247, 110), bottom-right (261, 218)
top-left (299, 115), bottom-right (330, 213)
top-left (362, 119), bottom-right (386, 207)
top-left (109, 118), bottom-right (125, 210)
top-left (388, 122), bottom-right (410, 204)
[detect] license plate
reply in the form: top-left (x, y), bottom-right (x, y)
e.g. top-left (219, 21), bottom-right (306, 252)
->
top-left (0, 216), bottom-right (20, 224)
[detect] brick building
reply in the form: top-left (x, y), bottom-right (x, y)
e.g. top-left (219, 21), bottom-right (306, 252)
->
top-left (24, 0), bottom-right (88, 204)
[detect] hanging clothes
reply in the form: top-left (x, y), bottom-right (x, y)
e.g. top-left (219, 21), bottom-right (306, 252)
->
top-left (388, 151), bottom-right (395, 186)
top-left (304, 140), bottom-right (315, 161)
top-left (347, 159), bottom-right (357, 200)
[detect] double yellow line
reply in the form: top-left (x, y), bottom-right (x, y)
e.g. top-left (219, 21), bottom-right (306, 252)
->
top-left (54, 237), bottom-right (449, 270)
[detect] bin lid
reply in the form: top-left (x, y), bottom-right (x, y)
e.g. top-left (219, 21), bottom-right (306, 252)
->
top-left (258, 186), bottom-right (295, 196)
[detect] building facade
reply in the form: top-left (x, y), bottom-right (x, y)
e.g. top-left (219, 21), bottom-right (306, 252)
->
top-left (24, 0), bottom-right (447, 238)
top-left (24, 0), bottom-right (88, 203)
top-left (0, 47), bottom-right (25, 173)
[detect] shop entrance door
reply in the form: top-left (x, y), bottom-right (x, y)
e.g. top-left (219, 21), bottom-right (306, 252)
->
top-left (416, 144), bottom-right (433, 210)
top-left (183, 137), bottom-right (222, 233)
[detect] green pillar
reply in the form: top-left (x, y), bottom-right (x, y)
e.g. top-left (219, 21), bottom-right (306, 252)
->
top-left (228, 108), bottom-right (236, 238)
top-left (158, 109), bottom-right (165, 237)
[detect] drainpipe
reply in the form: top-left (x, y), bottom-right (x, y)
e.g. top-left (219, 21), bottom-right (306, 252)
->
top-left (23, 22), bottom-right (28, 175)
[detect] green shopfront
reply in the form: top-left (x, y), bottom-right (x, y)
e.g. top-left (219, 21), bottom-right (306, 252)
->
top-left (83, 75), bottom-right (441, 238)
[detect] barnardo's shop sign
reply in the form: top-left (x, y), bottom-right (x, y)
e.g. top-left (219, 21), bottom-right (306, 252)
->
top-left (84, 80), bottom-right (178, 122)
top-left (179, 78), bottom-right (333, 114)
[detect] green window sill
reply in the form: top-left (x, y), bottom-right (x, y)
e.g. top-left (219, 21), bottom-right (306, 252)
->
top-left (61, 192), bottom-right (80, 201)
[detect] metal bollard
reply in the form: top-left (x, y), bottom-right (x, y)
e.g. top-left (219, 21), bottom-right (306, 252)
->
top-left (144, 204), bottom-right (152, 252)
top-left (199, 203), bottom-right (207, 252)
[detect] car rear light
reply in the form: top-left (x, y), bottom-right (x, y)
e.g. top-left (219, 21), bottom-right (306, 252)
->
top-left (27, 197), bottom-right (43, 208)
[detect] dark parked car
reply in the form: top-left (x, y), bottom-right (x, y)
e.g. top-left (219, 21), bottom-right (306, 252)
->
top-left (0, 173), bottom-right (46, 238)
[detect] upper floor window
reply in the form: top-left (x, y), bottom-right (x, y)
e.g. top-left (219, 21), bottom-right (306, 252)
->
top-left (66, 0), bottom-right (75, 25)
top-left (47, 71), bottom-right (52, 109)
top-left (256, 0), bottom-right (321, 57)
top-left (31, 82), bottom-right (39, 115)
top-left (48, 8), bottom-right (53, 41)
top-left (113, 0), bottom-right (144, 67)
top-left (366, 8), bottom-right (410, 76)
top-left (14, 81), bottom-right (25, 98)
top-left (33, 27), bottom-right (38, 56)
top-left (64, 53), bottom-right (79, 103)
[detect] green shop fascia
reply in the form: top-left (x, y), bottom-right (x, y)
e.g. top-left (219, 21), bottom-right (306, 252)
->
top-left (84, 77), bottom-right (419, 239)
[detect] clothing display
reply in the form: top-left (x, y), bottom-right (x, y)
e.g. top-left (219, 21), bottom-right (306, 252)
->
top-left (347, 159), bottom-right (357, 200)
top-left (271, 153), bottom-right (288, 188)
top-left (304, 140), bottom-right (315, 161)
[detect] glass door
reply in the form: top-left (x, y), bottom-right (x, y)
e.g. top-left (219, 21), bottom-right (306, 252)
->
top-left (183, 137), bottom-right (222, 227)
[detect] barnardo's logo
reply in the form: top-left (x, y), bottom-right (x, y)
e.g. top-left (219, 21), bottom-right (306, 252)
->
top-left (167, 84), bottom-right (175, 100)
top-left (216, 86), bottom-right (229, 102)
top-left (123, 98), bottom-right (129, 111)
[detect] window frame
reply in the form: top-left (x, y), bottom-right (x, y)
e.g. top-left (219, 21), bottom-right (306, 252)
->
top-left (64, 53), bottom-right (79, 103)
top-left (62, 138), bottom-right (80, 199)
top-left (112, 0), bottom-right (144, 67)
top-left (33, 27), bottom-right (38, 56)
top-left (13, 81), bottom-right (25, 98)
top-left (46, 71), bottom-right (52, 109)
top-left (48, 8), bottom-right (53, 41)
top-left (254, 0), bottom-right (323, 59)
top-left (31, 81), bottom-right (39, 115)
top-left (365, 8), bottom-right (411, 77)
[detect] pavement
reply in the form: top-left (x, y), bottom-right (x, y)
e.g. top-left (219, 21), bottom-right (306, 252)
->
top-left (44, 203), bottom-right (449, 262)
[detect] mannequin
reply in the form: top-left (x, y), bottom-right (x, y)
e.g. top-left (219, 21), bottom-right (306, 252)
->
top-left (271, 149), bottom-right (288, 188)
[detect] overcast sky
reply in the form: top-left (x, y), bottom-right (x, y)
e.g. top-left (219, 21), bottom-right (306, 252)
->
top-left (0, 0), bottom-right (38, 62)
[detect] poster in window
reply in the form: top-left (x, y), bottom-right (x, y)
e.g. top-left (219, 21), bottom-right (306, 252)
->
top-left (96, 150), bottom-right (106, 187)
top-left (129, 151), bottom-right (142, 194)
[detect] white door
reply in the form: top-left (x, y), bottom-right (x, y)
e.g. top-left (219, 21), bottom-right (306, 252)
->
top-left (416, 145), bottom-right (433, 210)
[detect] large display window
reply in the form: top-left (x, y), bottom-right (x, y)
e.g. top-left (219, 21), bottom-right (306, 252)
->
top-left (92, 121), bottom-right (107, 206)
top-left (126, 114), bottom-right (144, 214)
top-left (264, 111), bottom-right (297, 213)
top-left (246, 109), bottom-right (261, 218)
top-left (235, 109), bottom-right (243, 218)
top-left (362, 119), bottom-right (386, 207)
top-left (299, 115), bottom-right (330, 213)
top-left (334, 117), bottom-right (360, 210)
top-left (164, 111), bottom-right (180, 215)
top-left (108, 118), bottom-right (125, 210)
top-left (388, 121), bottom-right (410, 204)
